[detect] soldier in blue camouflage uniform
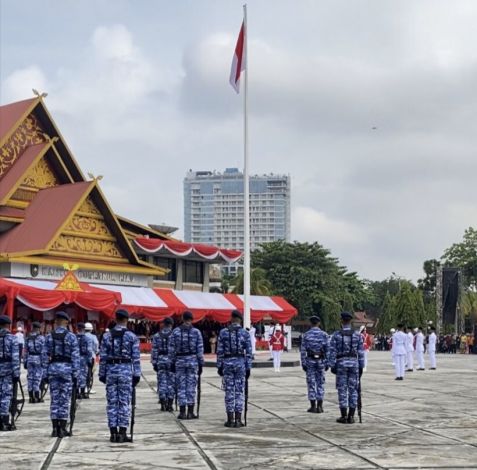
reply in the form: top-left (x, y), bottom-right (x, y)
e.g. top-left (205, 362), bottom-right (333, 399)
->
top-left (169, 311), bottom-right (204, 420)
top-left (24, 321), bottom-right (45, 404)
top-left (76, 322), bottom-right (94, 400)
top-left (328, 312), bottom-right (364, 424)
top-left (216, 310), bottom-right (252, 428)
top-left (41, 311), bottom-right (80, 438)
top-left (99, 309), bottom-right (141, 443)
top-left (0, 315), bottom-right (20, 431)
top-left (151, 317), bottom-right (175, 412)
top-left (300, 315), bottom-right (329, 414)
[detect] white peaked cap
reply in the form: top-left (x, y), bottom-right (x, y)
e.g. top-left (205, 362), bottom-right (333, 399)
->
top-left (85, 322), bottom-right (93, 330)
top-left (359, 325), bottom-right (365, 332)
top-left (390, 328), bottom-right (396, 333)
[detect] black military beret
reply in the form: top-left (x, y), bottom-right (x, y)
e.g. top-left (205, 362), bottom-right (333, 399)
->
top-left (231, 309), bottom-right (243, 320)
top-left (163, 317), bottom-right (173, 326)
top-left (310, 315), bottom-right (321, 324)
top-left (340, 311), bottom-right (353, 321)
top-left (0, 315), bottom-right (12, 325)
top-left (56, 311), bottom-right (70, 321)
top-left (115, 309), bottom-right (129, 320)
top-left (182, 311), bottom-right (193, 321)
top-left (77, 322), bottom-right (85, 329)
top-left (32, 321), bottom-right (41, 328)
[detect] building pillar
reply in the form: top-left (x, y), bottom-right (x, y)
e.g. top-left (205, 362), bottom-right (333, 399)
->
top-left (202, 263), bottom-right (209, 292)
top-left (176, 259), bottom-right (183, 290)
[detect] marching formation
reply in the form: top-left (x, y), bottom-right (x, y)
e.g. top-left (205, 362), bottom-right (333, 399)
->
top-left (0, 307), bottom-right (443, 440)
top-left (389, 324), bottom-right (438, 380)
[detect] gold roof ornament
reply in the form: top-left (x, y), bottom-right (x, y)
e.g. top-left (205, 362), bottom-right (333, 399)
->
top-left (55, 263), bottom-right (83, 291)
top-left (32, 89), bottom-right (48, 99)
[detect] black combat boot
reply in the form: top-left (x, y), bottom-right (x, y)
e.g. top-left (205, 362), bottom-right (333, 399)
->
top-left (307, 400), bottom-right (317, 413)
top-left (317, 400), bottom-right (324, 413)
top-left (57, 420), bottom-right (70, 438)
top-left (0, 415), bottom-right (9, 431)
top-left (29, 390), bottom-right (35, 403)
top-left (178, 405), bottom-right (187, 419)
top-left (109, 427), bottom-right (118, 443)
top-left (336, 408), bottom-right (348, 424)
top-left (160, 399), bottom-right (166, 412)
top-left (167, 398), bottom-right (174, 412)
top-left (224, 412), bottom-right (234, 427)
top-left (347, 408), bottom-right (356, 424)
top-left (82, 388), bottom-right (89, 399)
top-left (51, 419), bottom-right (59, 437)
top-left (234, 411), bottom-right (244, 428)
top-left (35, 391), bottom-right (44, 403)
top-left (187, 404), bottom-right (198, 420)
top-left (117, 427), bottom-right (132, 443)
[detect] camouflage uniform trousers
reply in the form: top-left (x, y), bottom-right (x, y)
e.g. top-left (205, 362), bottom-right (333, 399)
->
top-left (336, 364), bottom-right (359, 408)
top-left (106, 373), bottom-right (132, 428)
top-left (49, 375), bottom-right (73, 420)
top-left (78, 357), bottom-right (90, 389)
top-left (157, 363), bottom-right (175, 400)
top-left (27, 360), bottom-right (43, 392)
top-left (0, 375), bottom-right (13, 415)
top-left (223, 359), bottom-right (246, 413)
top-left (176, 358), bottom-right (198, 407)
top-left (305, 360), bottom-right (326, 401)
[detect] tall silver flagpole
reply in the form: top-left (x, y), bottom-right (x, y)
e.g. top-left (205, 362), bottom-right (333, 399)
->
top-left (243, 3), bottom-right (251, 329)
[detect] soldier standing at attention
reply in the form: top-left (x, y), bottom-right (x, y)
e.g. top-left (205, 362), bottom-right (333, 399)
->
top-left (169, 311), bottom-right (204, 420)
top-left (405, 326), bottom-right (415, 372)
top-left (216, 310), bottom-right (252, 428)
top-left (151, 317), bottom-right (175, 412)
top-left (428, 326), bottom-right (437, 370)
top-left (269, 325), bottom-right (285, 372)
top-left (99, 309), bottom-right (141, 443)
top-left (415, 327), bottom-right (425, 370)
top-left (41, 311), bottom-right (80, 438)
top-left (0, 315), bottom-right (20, 431)
top-left (328, 312), bottom-right (364, 424)
top-left (300, 315), bottom-right (329, 414)
top-left (392, 324), bottom-right (407, 380)
top-left (76, 323), bottom-right (94, 399)
top-left (24, 321), bottom-right (45, 403)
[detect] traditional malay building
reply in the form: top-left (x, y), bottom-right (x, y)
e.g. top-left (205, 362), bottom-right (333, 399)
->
top-left (0, 95), bottom-right (296, 337)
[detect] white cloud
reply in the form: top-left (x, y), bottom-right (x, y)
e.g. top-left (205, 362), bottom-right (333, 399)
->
top-left (1, 65), bottom-right (48, 102)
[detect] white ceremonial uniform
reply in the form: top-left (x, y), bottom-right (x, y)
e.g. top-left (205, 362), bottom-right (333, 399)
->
top-left (393, 331), bottom-right (407, 379)
top-left (249, 327), bottom-right (256, 356)
top-left (406, 332), bottom-right (414, 371)
top-left (428, 332), bottom-right (437, 369)
top-left (415, 332), bottom-right (425, 369)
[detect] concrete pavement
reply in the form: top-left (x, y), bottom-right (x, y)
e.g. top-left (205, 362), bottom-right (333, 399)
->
top-left (2, 351), bottom-right (477, 469)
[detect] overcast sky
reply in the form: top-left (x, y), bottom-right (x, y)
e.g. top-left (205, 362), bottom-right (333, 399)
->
top-left (2, 0), bottom-right (477, 281)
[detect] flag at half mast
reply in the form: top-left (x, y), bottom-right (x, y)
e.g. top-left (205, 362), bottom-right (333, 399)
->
top-left (230, 21), bottom-right (246, 93)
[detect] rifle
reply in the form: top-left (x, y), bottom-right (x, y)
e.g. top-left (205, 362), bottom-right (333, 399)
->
top-left (357, 373), bottom-right (362, 424)
top-left (244, 375), bottom-right (249, 427)
top-left (130, 385), bottom-right (136, 443)
top-left (9, 379), bottom-right (25, 430)
top-left (196, 372), bottom-right (201, 419)
top-left (69, 378), bottom-right (78, 436)
top-left (86, 360), bottom-right (94, 393)
top-left (40, 378), bottom-right (49, 401)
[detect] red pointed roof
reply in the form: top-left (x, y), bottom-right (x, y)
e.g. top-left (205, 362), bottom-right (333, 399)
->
top-left (0, 181), bottom-right (92, 254)
top-left (0, 98), bottom-right (38, 142)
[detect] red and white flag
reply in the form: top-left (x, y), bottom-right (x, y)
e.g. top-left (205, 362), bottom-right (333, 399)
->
top-left (230, 21), bottom-right (246, 93)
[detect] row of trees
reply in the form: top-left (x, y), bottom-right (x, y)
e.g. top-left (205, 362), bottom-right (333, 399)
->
top-left (225, 226), bottom-right (477, 333)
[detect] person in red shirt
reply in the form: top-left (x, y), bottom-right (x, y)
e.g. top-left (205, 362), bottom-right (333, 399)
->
top-left (269, 325), bottom-right (285, 372)
top-left (360, 326), bottom-right (373, 372)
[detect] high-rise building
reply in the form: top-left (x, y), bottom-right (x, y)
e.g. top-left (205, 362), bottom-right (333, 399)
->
top-left (184, 168), bottom-right (291, 274)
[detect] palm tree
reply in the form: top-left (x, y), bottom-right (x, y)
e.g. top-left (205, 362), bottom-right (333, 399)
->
top-left (461, 291), bottom-right (477, 324)
top-left (232, 268), bottom-right (273, 295)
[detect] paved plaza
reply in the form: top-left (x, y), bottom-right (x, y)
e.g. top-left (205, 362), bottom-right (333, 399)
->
top-left (2, 351), bottom-right (477, 470)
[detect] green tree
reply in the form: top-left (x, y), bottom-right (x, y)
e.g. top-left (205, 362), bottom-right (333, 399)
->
top-left (461, 291), bottom-right (477, 324)
top-left (251, 241), bottom-right (367, 331)
top-left (376, 292), bottom-right (395, 334)
top-left (413, 289), bottom-right (427, 328)
top-left (393, 284), bottom-right (418, 327)
top-left (231, 268), bottom-right (273, 295)
top-left (442, 227), bottom-right (477, 288)
top-left (417, 259), bottom-right (440, 295)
